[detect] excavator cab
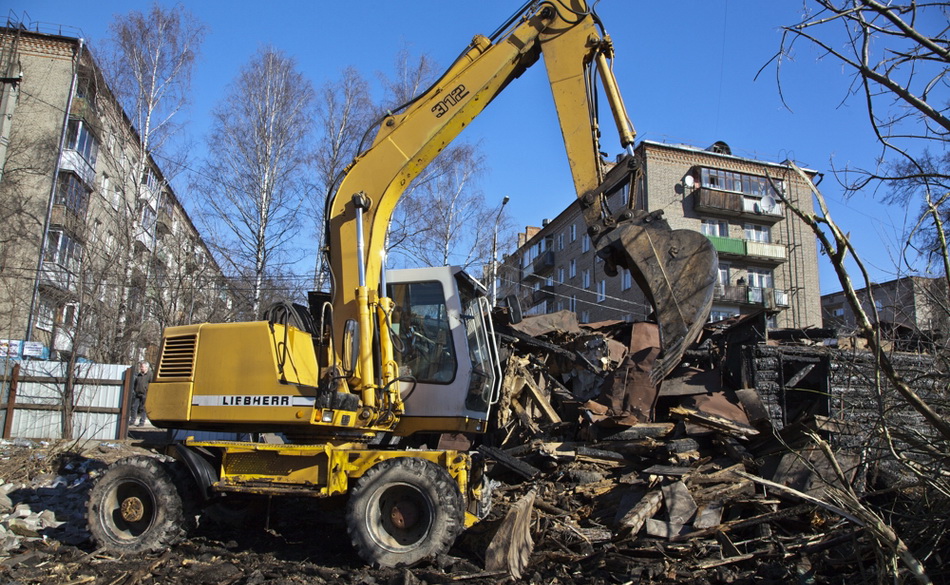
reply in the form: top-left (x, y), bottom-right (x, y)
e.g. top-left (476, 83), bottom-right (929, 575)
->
top-left (386, 266), bottom-right (502, 436)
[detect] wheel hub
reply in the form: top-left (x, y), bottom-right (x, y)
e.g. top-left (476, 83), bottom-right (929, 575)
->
top-left (120, 496), bottom-right (145, 523)
top-left (389, 499), bottom-right (420, 530)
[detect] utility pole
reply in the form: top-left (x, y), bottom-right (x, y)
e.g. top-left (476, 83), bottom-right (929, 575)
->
top-left (490, 195), bottom-right (509, 306)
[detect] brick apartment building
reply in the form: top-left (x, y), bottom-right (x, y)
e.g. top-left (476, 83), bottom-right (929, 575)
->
top-left (498, 140), bottom-right (822, 328)
top-left (0, 22), bottom-right (231, 362)
top-left (822, 276), bottom-right (948, 339)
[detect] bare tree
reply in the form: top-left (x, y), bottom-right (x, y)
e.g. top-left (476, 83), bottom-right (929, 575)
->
top-left (311, 67), bottom-right (377, 291)
top-left (195, 47), bottom-right (315, 318)
top-left (770, 0), bottom-right (950, 267)
top-left (767, 5), bottom-right (950, 580)
top-left (97, 3), bottom-right (205, 360)
top-left (308, 48), bottom-right (508, 289)
top-left (389, 143), bottom-right (497, 270)
top-left (378, 49), bottom-right (508, 272)
top-left (101, 2), bottom-right (205, 165)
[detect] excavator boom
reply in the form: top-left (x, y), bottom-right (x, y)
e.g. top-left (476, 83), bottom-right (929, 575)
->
top-left (326, 0), bottom-right (717, 395)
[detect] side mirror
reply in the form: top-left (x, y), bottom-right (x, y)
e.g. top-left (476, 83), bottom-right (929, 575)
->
top-left (504, 294), bottom-right (522, 325)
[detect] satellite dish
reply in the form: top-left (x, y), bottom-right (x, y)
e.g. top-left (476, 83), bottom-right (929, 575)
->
top-left (683, 175), bottom-right (695, 188)
top-left (760, 195), bottom-right (776, 213)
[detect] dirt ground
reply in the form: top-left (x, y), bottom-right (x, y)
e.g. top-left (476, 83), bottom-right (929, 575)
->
top-left (0, 433), bottom-right (870, 585)
top-left (0, 439), bottom-right (824, 585)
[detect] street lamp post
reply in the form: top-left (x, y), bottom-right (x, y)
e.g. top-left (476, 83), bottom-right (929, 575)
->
top-left (491, 196), bottom-right (510, 307)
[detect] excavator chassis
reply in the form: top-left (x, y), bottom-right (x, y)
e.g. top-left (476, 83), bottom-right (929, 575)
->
top-left (87, 440), bottom-right (491, 567)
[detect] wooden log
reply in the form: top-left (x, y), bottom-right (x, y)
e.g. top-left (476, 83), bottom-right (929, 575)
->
top-left (522, 370), bottom-right (562, 424)
top-left (485, 490), bottom-right (536, 579)
top-left (669, 406), bottom-right (759, 438)
top-left (510, 399), bottom-right (541, 435)
top-left (477, 445), bottom-right (540, 480)
top-left (616, 490), bottom-right (663, 537)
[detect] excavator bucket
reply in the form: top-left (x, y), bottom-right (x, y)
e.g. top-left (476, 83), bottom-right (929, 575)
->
top-left (596, 210), bottom-right (718, 384)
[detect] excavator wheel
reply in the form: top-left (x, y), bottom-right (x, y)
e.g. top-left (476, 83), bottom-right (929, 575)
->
top-left (87, 455), bottom-right (187, 554)
top-left (346, 457), bottom-right (464, 567)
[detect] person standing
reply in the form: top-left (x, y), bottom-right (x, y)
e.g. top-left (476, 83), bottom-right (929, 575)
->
top-left (129, 361), bottom-right (152, 427)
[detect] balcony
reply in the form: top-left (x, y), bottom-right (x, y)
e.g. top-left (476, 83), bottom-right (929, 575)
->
top-left (706, 236), bottom-right (787, 265)
top-left (135, 229), bottom-right (155, 252)
top-left (50, 204), bottom-right (84, 233)
top-left (38, 263), bottom-right (78, 294)
top-left (746, 241), bottom-right (787, 263)
top-left (59, 149), bottom-right (96, 187)
top-left (714, 285), bottom-right (790, 308)
top-left (532, 250), bottom-right (555, 274)
top-left (157, 209), bottom-right (174, 235)
top-left (706, 235), bottom-right (746, 257)
top-left (694, 188), bottom-right (784, 224)
top-left (741, 195), bottom-right (783, 221)
top-left (531, 284), bottom-right (555, 306)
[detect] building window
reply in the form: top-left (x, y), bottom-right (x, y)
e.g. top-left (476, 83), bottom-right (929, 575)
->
top-left (832, 307), bottom-right (845, 317)
top-left (569, 259), bottom-right (576, 278)
top-left (66, 118), bottom-right (99, 168)
top-left (744, 223), bottom-right (771, 243)
top-left (580, 310), bottom-right (590, 323)
top-left (557, 233), bottom-right (564, 250)
top-left (570, 224), bottom-right (577, 242)
top-left (558, 267), bottom-right (565, 284)
top-left (36, 296), bottom-right (56, 331)
top-left (582, 234), bottom-right (591, 253)
top-left (60, 302), bottom-right (78, 332)
top-left (747, 268), bottom-right (773, 289)
top-left (701, 219), bottom-right (729, 238)
top-left (717, 264), bottom-right (730, 286)
top-left (141, 204), bottom-right (157, 232)
top-left (597, 280), bottom-right (606, 302)
top-left (622, 269), bottom-right (632, 291)
top-left (55, 172), bottom-right (91, 217)
top-left (142, 167), bottom-right (161, 193)
top-left (99, 174), bottom-right (120, 211)
top-left (700, 167), bottom-right (783, 197)
top-left (582, 269), bottom-right (591, 289)
top-left (569, 295), bottom-right (577, 312)
top-left (45, 230), bottom-right (82, 273)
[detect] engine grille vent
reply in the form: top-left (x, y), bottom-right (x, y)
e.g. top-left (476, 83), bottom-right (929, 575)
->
top-left (157, 334), bottom-right (197, 379)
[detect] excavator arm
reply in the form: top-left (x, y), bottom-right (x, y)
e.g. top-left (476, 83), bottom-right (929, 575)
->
top-left (325, 0), bottom-right (717, 411)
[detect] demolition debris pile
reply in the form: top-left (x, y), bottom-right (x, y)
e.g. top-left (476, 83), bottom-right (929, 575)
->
top-left (467, 311), bottom-right (945, 583)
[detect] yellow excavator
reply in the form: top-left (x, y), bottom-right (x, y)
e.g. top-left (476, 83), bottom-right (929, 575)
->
top-left (87, 0), bottom-right (717, 567)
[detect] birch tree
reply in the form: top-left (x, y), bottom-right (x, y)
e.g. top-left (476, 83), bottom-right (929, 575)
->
top-left (195, 47), bottom-right (315, 318)
top-left (311, 67), bottom-right (376, 291)
top-left (98, 2), bottom-right (205, 360)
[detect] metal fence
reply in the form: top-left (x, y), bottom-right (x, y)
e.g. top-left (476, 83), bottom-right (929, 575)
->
top-left (0, 358), bottom-right (246, 442)
top-left (0, 359), bottom-right (130, 440)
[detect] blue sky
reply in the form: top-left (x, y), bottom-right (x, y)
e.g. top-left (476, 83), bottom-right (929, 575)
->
top-left (16, 1), bottom-right (935, 294)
